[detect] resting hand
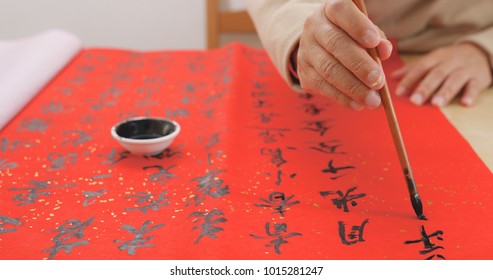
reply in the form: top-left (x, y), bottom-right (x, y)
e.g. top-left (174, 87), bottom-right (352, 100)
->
top-left (392, 43), bottom-right (493, 107)
top-left (296, 0), bottom-right (392, 111)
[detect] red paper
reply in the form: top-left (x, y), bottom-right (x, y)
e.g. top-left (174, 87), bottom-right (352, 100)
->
top-left (0, 44), bottom-right (491, 260)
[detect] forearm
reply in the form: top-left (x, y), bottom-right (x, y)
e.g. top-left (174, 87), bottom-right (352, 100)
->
top-left (245, 0), bottom-right (319, 89)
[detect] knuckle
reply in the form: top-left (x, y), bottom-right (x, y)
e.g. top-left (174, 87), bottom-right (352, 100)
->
top-left (319, 59), bottom-right (339, 80)
top-left (332, 91), bottom-right (347, 105)
top-left (315, 78), bottom-right (329, 94)
top-left (325, 0), bottom-right (346, 19)
top-left (347, 81), bottom-right (365, 98)
top-left (303, 14), bottom-right (316, 29)
top-left (348, 57), bottom-right (368, 77)
top-left (324, 31), bottom-right (345, 53)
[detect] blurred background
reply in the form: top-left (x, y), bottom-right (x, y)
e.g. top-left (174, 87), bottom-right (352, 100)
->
top-left (0, 0), bottom-right (261, 50)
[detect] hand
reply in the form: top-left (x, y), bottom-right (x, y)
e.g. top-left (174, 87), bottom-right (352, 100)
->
top-left (296, 0), bottom-right (393, 111)
top-left (392, 43), bottom-right (493, 107)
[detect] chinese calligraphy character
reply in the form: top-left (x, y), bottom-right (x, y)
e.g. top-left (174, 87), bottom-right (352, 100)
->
top-left (61, 130), bottom-right (92, 146)
top-left (114, 220), bottom-right (165, 256)
top-left (18, 118), bottom-right (50, 132)
top-left (143, 165), bottom-right (177, 185)
top-left (9, 180), bottom-right (77, 206)
top-left (0, 158), bottom-right (17, 170)
top-left (99, 148), bottom-right (130, 167)
top-left (322, 159), bottom-right (355, 180)
top-left (82, 189), bottom-right (107, 207)
top-left (42, 217), bottom-right (94, 259)
top-left (188, 168), bottom-right (230, 206)
top-left (124, 190), bottom-right (170, 213)
top-left (261, 148), bottom-right (287, 168)
top-left (320, 186), bottom-right (366, 212)
top-left (205, 133), bottom-right (220, 151)
top-left (255, 192), bottom-right (300, 217)
top-left (46, 152), bottom-right (78, 171)
top-left (404, 225), bottom-right (446, 260)
top-left (309, 140), bottom-right (346, 155)
top-left (250, 222), bottom-right (302, 254)
top-left (338, 219), bottom-right (369, 245)
top-left (188, 208), bottom-right (228, 244)
top-left (303, 103), bottom-right (325, 115)
top-left (302, 120), bottom-right (331, 136)
top-left (0, 215), bottom-right (23, 234)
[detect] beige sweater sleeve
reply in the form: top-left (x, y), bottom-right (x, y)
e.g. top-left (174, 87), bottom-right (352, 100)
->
top-left (246, 0), bottom-right (493, 88)
top-left (458, 28), bottom-right (493, 73)
top-left (245, 0), bottom-right (319, 89)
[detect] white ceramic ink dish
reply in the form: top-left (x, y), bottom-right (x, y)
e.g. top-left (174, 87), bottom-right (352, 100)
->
top-left (111, 117), bottom-right (180, 156)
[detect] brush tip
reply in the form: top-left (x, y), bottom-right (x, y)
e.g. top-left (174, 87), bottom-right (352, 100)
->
top-left (410, 193), bottom-right (426, 221)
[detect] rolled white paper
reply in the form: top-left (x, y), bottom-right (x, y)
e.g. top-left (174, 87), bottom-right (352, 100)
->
top-left (0, 29), bottom-right (82, 131)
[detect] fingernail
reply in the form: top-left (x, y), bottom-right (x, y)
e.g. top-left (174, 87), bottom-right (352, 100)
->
top-left (431, 96), bottom-right (445, 107)
top-left (350, 100), bottom-right (364, 111)
top-left (462, 97), bottom-right (473, 106)
top-left (410, 93), bottom-right (424, 105)
top-left (363, 28), bottom-right (379, 47)
top-left (365, 90), bottom-right (382, 109)
top-left (396, 86), bottom-right (406, 96)
top-left (367, 70), bottom-right (383, 88)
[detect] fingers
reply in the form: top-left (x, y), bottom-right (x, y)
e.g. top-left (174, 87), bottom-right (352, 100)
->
top-left (394, 59), bottom-right (436, 100)
top-left (312, 19), bottom-right (385, 90)
top-left (296, 0), bottom-right (397, 111)
top-left (377, 39), bottom-right (393, 61)
top-left (299, 65), bottom-right (364, 111)
top-left (392, 43), bottom-right (492, 108)
top-left (298, 41), bottom-right (381, 109)
top-left (461, 80), bottom-right (481, 107)
top-left (410, 64), bottom-right (454, 106)
top-left (324, 0), bottom-right (381, 48)
top-left (430, 70), bottom-right (469, 107)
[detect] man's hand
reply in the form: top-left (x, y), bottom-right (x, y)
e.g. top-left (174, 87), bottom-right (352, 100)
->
top-left (392, 43), bottom-right (493, 107)
top-left (296, 0), bottom-right (392, 111)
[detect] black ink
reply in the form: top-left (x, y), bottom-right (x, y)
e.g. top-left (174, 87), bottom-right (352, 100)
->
top-left (42, 217), bottom-right (94, 259)
top-left (82, 189), bottom-right (106, 207)
top-left (9, 180), bottom-right (77, 206)
top-left (188, 168), bottom-right (230, 206)
top-left (322, 160), bottom-right (355, 179)
top-left (18, 118), bottom-right (50, 133)
top-left (189, 208), bottom-right (227, 244)
top-left (302, 120), bottom-right (331, 136)
top-left (338, 219), bottom-right (369, 245)
top-left (303, 103), bottom-right (324, 115)
top-left (0, 215), bottom-right (23, 234)
top-left (205, 133), bottom-right (220, 151)
top-left (261, 148), bottom-right (287, 168)
top-left (255, 192), bottom-right (300, 216)
top-left (143, 165), bottom-right (177, 185)
top-left (320, 186), bottom-right (366, 212)
top-left (46, 152), bottom-right (78, 171)
top-left (99, 148), bottom-right (130, 167)
top-left (250, 222), bottom-right (302, 254)
top-left (404, 225), bottom-right (445, 260)
top-left (124, 190), bottom-right (170, 213)
top-left (404, 168), bottom-right (426, 220)
top-left (114, 220), bottom-right (165, 256)
top-left (0, 158), bottom-right (17, 170)
top-left (309, 140), bottom-right (346, 155)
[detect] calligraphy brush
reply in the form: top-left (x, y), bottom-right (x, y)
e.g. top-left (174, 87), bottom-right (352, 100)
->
top-left (353, 0), bottom-right (426, 220)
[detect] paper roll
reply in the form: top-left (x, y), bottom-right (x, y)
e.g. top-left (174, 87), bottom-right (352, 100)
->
top-left (0, 29), bottom-right (82, 131)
